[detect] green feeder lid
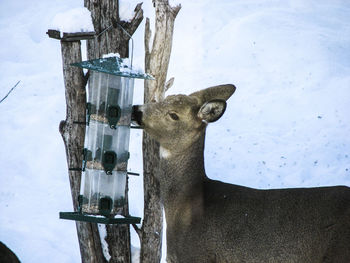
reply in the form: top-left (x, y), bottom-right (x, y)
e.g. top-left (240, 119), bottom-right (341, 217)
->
top-left (71, 56), bottom-right (154, 80)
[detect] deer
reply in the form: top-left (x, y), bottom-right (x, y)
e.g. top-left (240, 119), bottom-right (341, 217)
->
top-left (132, 84), bottom-right (350, 263)
top-left (0, 241), bottom-right (20, 263)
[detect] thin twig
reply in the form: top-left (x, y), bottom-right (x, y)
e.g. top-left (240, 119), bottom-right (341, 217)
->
top-left (83, 71), bottom-right (90, 87)
top-left (165, 77), bottom-right (174, 92)
top-left (0, 81), bottom-right (20, 104)
top-left (132, 224), bottom-right (142, 240)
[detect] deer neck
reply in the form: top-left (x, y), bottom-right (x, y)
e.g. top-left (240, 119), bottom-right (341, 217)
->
top-left (159, 131), bottom-right (206, 226)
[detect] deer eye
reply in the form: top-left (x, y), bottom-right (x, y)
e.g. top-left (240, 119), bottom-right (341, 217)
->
top-left (169, 112), bottom-right (179, 120)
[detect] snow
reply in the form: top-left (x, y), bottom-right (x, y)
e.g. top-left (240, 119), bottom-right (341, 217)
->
top-left (115, 214), bottom-right (125, 218)
top-left (103, 53), bottom-right (121, 58)
top-left (0, 0), bottom-right (350, 263)
top-left (102, 53), bottom-right (149, 76)
top-left (50, 7), bottom-right (94, 34)
top-left (119, 0), bottom-right (136, 22)
top-left (98, 224), bottom-right (111, 261)
top-left (169, 0), bottom-right (181, 8)
top-left (131, 246), bottom-right (141, 263)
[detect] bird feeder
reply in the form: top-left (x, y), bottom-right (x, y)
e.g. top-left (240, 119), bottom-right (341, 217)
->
top-left (60, 56), bottom-right (153, 224)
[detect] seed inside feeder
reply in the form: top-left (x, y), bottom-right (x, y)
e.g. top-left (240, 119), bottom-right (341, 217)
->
top-left (81, 193), bottom-right (125, 216)
top-left (86, 160), bottom-right (127, 171)
top-left (90, 114), bottom-right (131, 126)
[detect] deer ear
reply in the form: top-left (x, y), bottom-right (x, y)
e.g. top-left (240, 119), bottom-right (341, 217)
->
top-left (190, 84), bottom-right (236, 104)
top-left (198, 99), bottom-right (227, 123)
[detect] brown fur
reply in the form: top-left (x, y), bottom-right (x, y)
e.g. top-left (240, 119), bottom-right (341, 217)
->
top-left (134, 84), bottom-right (350, 263)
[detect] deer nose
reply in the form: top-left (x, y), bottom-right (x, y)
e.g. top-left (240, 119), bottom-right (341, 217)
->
top-left (131, 105), bottom-right (143, 126)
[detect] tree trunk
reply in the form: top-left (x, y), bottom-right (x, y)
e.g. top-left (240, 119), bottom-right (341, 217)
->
top-left (85, 0), bottom-right (143, 60)
top-left (140, 1), bottom-right (181, 262)
top-left (84, 1), bottom-right (143, 262)
top-left (52, 1), bottom-right (180, 262)
top-left (59, 40), bottom-right (106, 263)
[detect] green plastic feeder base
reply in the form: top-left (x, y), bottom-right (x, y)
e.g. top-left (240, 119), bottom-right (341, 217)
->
top-left (60, 212), bottom-right (141, 224)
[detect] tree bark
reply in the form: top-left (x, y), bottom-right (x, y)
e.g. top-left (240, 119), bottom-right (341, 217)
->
top-left (140, 1), bottom-right (181, 262)
top-left (53, 1), bottom-right (179, 262)
top-left (59, 40), bottom-right (106, 263)
top-left (84, 1), bottom-right (144, 262)
top-left (85, 0), bottom-right (143, 59)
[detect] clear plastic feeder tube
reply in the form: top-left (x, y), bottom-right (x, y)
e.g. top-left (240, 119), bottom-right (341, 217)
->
top-left (80, 169), bottom-right (127, 216)
top-left (80, 71), bottom-right (134, 216)
top-left (84, 121), bottom-right (130, 172)
top-left (87, 71), bottom-right (134, 127)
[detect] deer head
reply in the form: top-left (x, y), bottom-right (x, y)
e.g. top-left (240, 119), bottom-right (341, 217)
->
top-left (132, 83), bottom-right (350, 263)
top-left (133, 84), bottom-right (236, 154)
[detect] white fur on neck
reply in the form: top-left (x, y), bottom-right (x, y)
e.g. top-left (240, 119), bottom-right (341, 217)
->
top-left (160, 146), bottom-right (172, 159)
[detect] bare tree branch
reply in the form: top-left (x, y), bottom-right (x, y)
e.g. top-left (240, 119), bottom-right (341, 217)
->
top-left (165, 77), bottom-right (174, 92)
top-left (0, 81), bottom-right (20, 104)
top-left (144, 18), bottom-right (152, 72)
top-left (129, 3), bottom-right (144, 35)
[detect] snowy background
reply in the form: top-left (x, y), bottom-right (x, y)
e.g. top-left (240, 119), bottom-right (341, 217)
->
top-left (1, 0), bottom-right (349, 262)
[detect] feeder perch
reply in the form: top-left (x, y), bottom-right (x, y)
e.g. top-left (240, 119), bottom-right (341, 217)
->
top-left (60, 56), bottom-right (153, 224)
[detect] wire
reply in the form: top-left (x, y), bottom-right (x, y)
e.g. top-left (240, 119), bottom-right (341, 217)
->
top-left (115, 23), bottom-right (134, 69)
top-left (95, 20), bottom-right (134, 69)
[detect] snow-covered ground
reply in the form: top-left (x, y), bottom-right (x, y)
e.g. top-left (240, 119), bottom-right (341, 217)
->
top-left (0, 0), bottom-right (349, 262)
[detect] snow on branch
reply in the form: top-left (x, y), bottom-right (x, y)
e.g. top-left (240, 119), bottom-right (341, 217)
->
top-left (50, 7), bottom-right (94, 35)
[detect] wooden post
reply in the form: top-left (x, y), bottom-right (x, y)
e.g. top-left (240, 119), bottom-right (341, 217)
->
top-left (140, 1), bottom-right (181, 262)
top-left (84, 1), bottom-right (143, 262)
top-left (49, 1), bottom-right (143, 261)
top-left (59, 40), bottom-right (106, 263)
